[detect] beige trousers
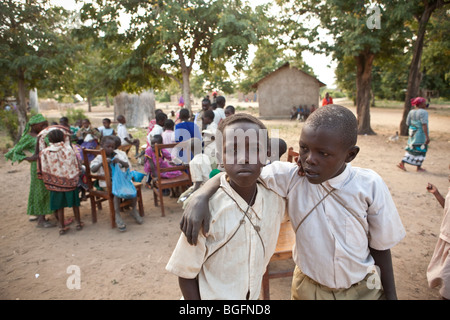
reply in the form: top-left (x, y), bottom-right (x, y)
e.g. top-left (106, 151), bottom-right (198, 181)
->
top-left (291, 266), bottom-right (385, 300)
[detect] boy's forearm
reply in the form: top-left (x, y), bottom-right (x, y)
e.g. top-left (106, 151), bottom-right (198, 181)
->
top-left (197, 171), bottom-right (223, 197)
top-left (178, 277), bottom-right (201, 300)
top-left (369, 247), bottom-right (398, 300)
top-left (180, 172), bottom-right (223, 245)
top-left (433, 191), bottom-right (445, 208)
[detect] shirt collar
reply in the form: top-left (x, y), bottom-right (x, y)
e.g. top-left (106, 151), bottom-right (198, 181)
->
top-left (220, 174), bottom-right (263, 220)
top-left (325, 163), bottom-right (352, 190)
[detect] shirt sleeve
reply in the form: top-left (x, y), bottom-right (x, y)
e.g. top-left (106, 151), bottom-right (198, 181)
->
top-left (165, 232), bottom-right (207, 279)
top-left (260, 161), bottom-right (298, 198)
top-left (366, 174), bottom-right (406, 250)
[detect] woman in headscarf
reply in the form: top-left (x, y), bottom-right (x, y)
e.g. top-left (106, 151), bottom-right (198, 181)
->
top-left (397, 97), bottom-right (430, 172)
top-left (4, 114), bottom-right (55, 227)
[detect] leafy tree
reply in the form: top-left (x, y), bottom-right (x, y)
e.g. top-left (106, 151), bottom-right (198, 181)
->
top-left (400, 0), bottom-right (449, 136)
top-left (277, 0), bottom-right (411, 135)
top-left (0, 0), bottom-right (78, 138)
top-left (78, 0), bottom-right (265, 112)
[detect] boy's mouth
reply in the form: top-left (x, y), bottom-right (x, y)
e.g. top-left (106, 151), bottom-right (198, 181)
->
top-left (303, 167), bottom-right (320, 179)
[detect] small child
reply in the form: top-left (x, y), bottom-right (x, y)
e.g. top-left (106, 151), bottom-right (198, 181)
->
top-left (162, 119), bottom-right (175, 144)
top-left (98, 118), bottom-right (115, 137)
top-left (148, 112), bottom-right (168, 143)
top-left (426, 167), bottom-right (450, 300)
top-left (116, 115), bottom-right (140, 157)
top-left (77, 118), bottom-right (101, 161)
top-left (201, 109), bottom-right (217, 135)
top-left (166, 114), bottom-right (286, 300)
top-left (177, 138), bottom-right (212, 206)
top-left (145, 135), bottom-right (183, 180)
top-left (181, 105), bottom-right (406, 300)
top-left (90, 136), bottom-right (143, 232)
top-left (38, 129), bottom-right (83, 235)
top-left (224, 105), bottom-right (235, 118)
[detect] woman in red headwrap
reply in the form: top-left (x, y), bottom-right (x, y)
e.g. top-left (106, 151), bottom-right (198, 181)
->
top-left (397, 97), bottom-right (430, 172)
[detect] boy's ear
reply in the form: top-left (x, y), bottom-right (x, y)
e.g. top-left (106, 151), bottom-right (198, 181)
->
top-left (345, 146), bottom-right (360, 163)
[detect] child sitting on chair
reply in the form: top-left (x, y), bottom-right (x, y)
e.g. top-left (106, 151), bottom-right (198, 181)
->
top-left (90, 136), bottom-right (143, 232)
top-left (166, 114), bottom-right (286, 300)
top-left (144, 134), bottom-right (183, 180)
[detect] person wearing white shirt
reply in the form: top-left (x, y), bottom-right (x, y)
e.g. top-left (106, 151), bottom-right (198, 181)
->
top-left (179, 105), bottom-right (406, 300)
top-left (116, 115), bottom-right (140, 157)
top-left (166, 114), bottom-right (286, 300)
top-left (212, 95), bottom-right (226, 125)
top-left (147, 112), bottom-right (167, 145)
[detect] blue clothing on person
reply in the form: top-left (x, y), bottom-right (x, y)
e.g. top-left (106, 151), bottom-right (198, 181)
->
top-left (174, 121), bottom-right (202, 163)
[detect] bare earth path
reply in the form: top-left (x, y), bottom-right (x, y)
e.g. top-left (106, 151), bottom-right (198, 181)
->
top-left (0, 99), bottom-right (449, 300)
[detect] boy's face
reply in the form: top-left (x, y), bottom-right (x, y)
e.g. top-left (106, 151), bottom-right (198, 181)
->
top-left (102, 140), bottom-right (116, 157)
top-left (103, 120), bottom-right (111, 128)
top-left (82, 120), bottom-right (90, 128)
top-left (222, 122), bottom-right (267, 190)
top-left (224, 109), bottom-right (233, 117)
top-left (298, 124), bottom-right (359, 184)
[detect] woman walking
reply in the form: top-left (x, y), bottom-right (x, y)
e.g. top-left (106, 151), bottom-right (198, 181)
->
top-left (397, 97), bottom-right (430, 172)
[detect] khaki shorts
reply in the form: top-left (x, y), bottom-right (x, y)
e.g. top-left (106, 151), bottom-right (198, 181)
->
top-left (291, 266), bottom-right (385, 300)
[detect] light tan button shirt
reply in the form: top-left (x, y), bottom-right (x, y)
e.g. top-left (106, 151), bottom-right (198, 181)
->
top-left (261, 162), bottom-right (406, 289)
top-left (166, 175), bottom-right (286, 300)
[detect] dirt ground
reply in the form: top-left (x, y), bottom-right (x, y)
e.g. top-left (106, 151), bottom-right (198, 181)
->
top-left (0, 98), bottom-right (449, 300)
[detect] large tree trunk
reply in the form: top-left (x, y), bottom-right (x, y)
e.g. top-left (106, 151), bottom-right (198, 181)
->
top-left (16, 68), bottom-right (28, 143)
top-left (400, 0), bottom-right (448, 135)
top-left (87, 96), bottom-right (92, 112)
top-left (182, 70), bottom-right (191, 112)
top-left (399, 6), bottom-right (434, 136)
top-left (114, 90), bottom-right (155, 128)
top-left (355, 52), bottom-right (376, 135)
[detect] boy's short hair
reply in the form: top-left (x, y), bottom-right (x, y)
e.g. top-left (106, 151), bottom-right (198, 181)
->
top-left (152, 134), bottom-right (163, 144)
top-left (217, 113), bottom-right (267, 134)
top-left (48, 129), bottom-right (65, 143)
top-left (103, 118), bottom-right (111, 123)
top-left (305, 104), bottom-right (357, 148)
top-left (179, 108), bottom-right (190, 120)
top-left (203, 109), bottom-right (215, 121)
top-left (156, 112), bottom-right (168, 123)
top-left (216, 96), bottom-right (225, 108)
top-left (164, 119), bottom-right (174, 130)
top-left (225, 105), bottom-right (235, 114)
top-left (101, 135), bottom-right (117, 147)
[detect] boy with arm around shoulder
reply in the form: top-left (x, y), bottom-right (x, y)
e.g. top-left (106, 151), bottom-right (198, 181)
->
top-left (181, 105), bottom-right (405, 300)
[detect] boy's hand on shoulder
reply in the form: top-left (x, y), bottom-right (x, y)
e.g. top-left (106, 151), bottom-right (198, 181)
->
top-left (180, 193), bottom-right (211, 245)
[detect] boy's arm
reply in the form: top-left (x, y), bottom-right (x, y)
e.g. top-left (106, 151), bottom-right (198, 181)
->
top-left (180, 172), bottom-right (224, 245)
top-left (369, 247), bottom-right (397, 300)
top-left (178, 277), bottom-right (201, 300)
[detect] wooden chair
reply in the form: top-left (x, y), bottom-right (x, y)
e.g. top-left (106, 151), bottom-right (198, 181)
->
top-left (118, 144), bottom-right (132, 155)
top-left (148, 143), bottom-right (192, 217)
top-left (287, 147), bottom-right (299, 163)
top-left (82, 148), bottom-right (144, 228)
top-left (261, 220), bottom-right (296, 300)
